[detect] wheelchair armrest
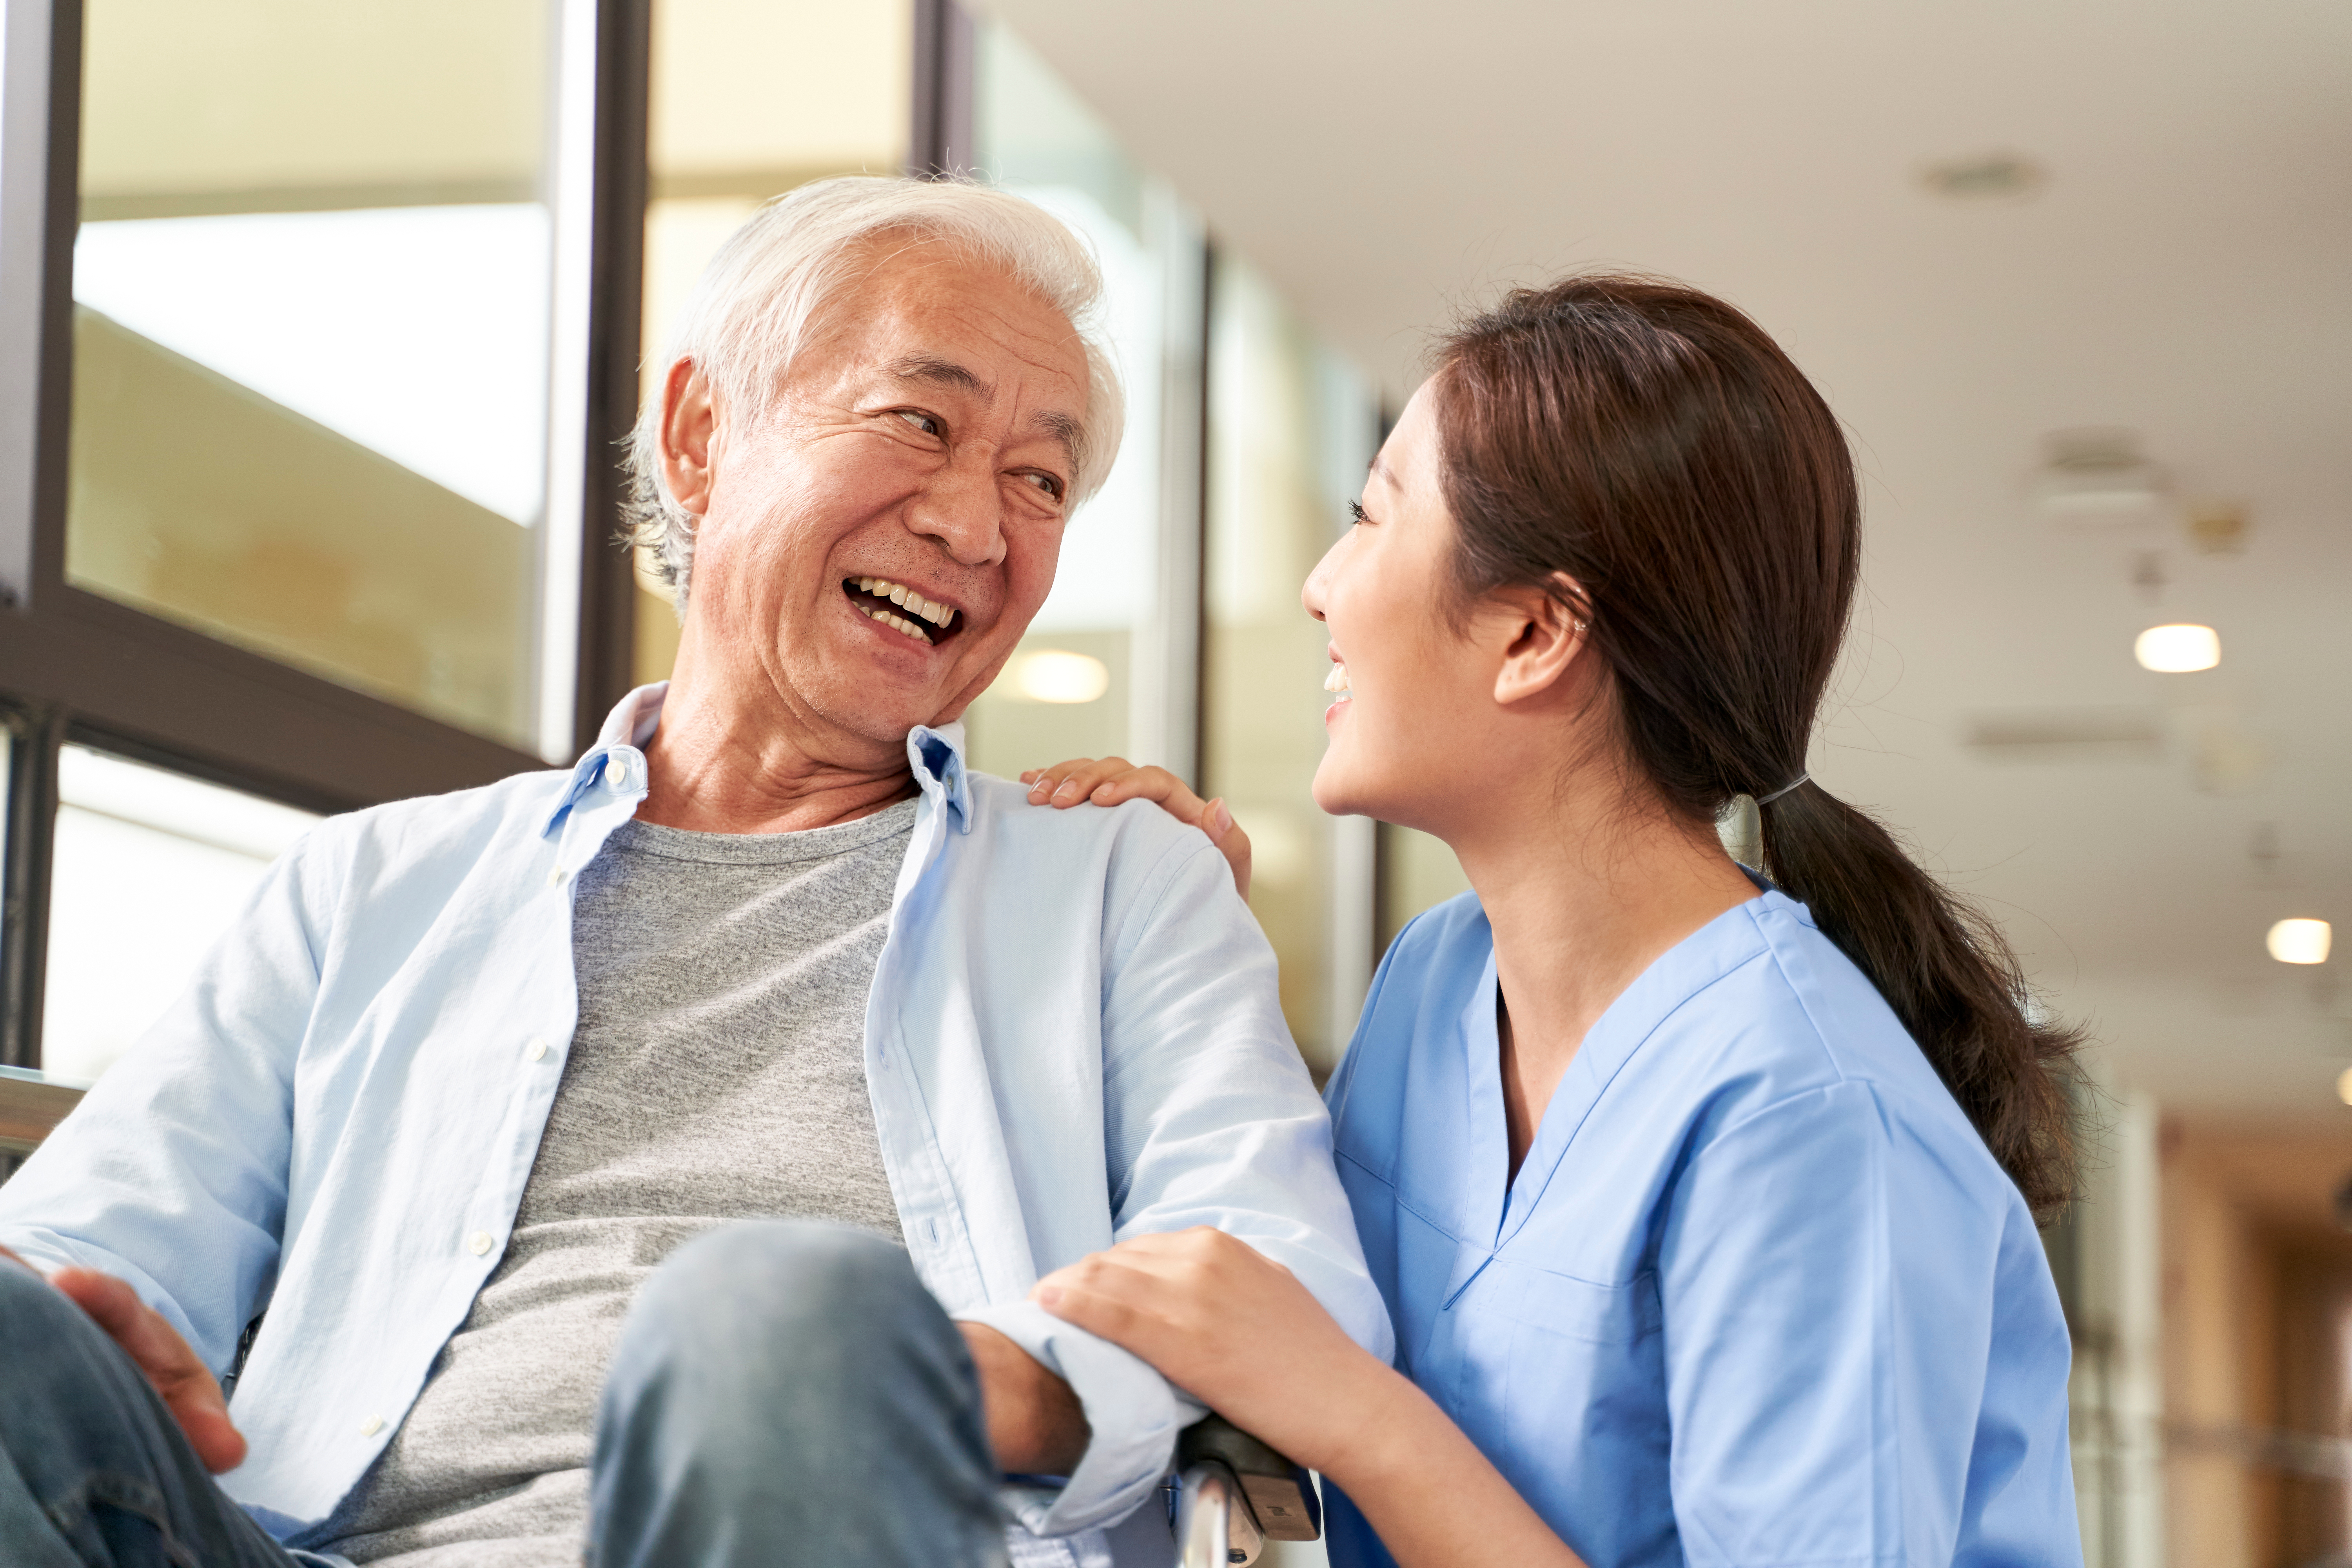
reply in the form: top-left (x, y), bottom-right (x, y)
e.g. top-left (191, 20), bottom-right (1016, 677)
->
top-left (1177, 1414), bottom-right (1321, 1542)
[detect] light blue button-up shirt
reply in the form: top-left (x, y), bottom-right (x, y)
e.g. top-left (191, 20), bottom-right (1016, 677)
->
top-left (1320, 887), bottom-right (2080, 1568)
top-left (0, 684), bottom-right (1390, 1559)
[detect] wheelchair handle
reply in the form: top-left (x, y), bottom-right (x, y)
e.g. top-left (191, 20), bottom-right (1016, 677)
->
top-left (1172, 1414), bottom-right (1321, 1566)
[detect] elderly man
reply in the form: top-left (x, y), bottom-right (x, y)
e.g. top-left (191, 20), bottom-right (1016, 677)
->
top-left (0, 177), bottom-right (1388, 1568)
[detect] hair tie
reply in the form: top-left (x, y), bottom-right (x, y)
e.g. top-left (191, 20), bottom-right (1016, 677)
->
top-left (1755, 772), bottom-right (1809, 806)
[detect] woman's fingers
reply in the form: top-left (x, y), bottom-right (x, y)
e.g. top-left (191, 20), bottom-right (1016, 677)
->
top-left (51, 1267), bottom-right (249, 1474)
top-left (1025, 757), bottom-right (1125, 806)
top-left (1022, 761), bottom-right (1253, 900)
top-left (1200, 800), bottom-right (1252, 900)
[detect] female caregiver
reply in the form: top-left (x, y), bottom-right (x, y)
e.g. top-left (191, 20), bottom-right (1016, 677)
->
top-left (1019, 275), bottom-right (2083, 1567)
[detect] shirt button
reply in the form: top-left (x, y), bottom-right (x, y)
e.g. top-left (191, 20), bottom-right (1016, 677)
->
top-left (360, 1414), bottom-right (384, 1437)
top-left (468, 1230), bottom-right (494, 1256)
top-left (526, 1037), bottom-right (549, 1062)
top-left (548, 867), bottom-right (567, 887)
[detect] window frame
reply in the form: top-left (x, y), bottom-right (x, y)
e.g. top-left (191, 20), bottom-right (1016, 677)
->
top-left (0, 0), bottom-right (651, 1070)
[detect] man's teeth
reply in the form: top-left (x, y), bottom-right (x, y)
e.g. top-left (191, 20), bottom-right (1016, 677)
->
top-left (1323, 662), bottom-right (1351, 695)
top-left (858, 602), bottom-right (934, 645)
top-left (855, 576), bottom-right (956, 629)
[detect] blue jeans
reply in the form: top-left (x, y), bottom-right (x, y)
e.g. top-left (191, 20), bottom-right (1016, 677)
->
top-left (0, 1221), bottom-right (1011, 1567)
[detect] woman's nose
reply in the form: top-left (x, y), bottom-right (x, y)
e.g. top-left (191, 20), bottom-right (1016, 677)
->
top-left (1302, 537), bottom-right (1341, 622)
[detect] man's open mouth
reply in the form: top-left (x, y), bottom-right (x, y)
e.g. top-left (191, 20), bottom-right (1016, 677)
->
top-left (844, 576), bottom-right (962, 647)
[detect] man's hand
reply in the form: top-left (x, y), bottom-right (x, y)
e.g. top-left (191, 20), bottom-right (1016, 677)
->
top-left (0, 1245), bottom-right (248, 1474)
top-left (1022, 758), bottom-right (1252, 900)
top-left (957, 1322), bottom-right (1089, 1476)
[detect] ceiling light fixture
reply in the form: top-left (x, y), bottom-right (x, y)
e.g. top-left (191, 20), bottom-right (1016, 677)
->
top-left (1920, 153), bottom-right (2045, 200)
top-left (2033, 430), bottom-right (2169, 525)
top-left (2267, 918), bottom-right (2331, 965)
top-left (1009, 649), bottom-right (1111, 705)
top-left (2134, 624), bottom-right (2220, 673)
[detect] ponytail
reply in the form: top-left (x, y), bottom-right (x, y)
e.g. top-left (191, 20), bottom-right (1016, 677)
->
top-left (1436, 275), bottom-right (2081, 1221)
top-left (1759, 785), bottom-right (2080, 1218)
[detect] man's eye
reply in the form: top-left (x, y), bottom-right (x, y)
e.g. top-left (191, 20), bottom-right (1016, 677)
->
top-left (897, 410), bottom-right (944, 437)
top-left (1021, 472), bottom-right (1065, 499)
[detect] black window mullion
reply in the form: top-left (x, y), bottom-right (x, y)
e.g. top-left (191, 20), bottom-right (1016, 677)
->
top-left (0, 701), bottom-right (62, 1072)
top-left (571, 0), bottom-right (651, 754)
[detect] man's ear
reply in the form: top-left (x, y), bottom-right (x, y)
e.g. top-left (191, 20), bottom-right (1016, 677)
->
top-left (1492, 574), bottom-right (1593, 707)
top-left (659, 359), bottom-right (718, 517)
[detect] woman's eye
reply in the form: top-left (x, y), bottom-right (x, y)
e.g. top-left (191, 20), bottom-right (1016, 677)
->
top-left (1021, 472), bottom-right (1065, 499)
top-left (897, 410), bottom-right (944, 437)
top-left (1348, 499), bottom-right (1373, 526)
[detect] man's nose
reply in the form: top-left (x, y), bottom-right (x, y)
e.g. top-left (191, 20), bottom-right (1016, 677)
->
top-left (907, 451), bottom-right (1007, 568)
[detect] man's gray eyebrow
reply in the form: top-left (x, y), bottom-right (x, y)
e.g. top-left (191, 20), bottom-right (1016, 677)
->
top-left (884, 354), bottom-right (992, 397)
top-left (1033, 409), bottom-right (1085, 468)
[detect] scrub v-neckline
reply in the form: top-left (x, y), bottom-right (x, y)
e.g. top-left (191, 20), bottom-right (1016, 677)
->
top-left (1462, 893), bottom-right (1775, 1252)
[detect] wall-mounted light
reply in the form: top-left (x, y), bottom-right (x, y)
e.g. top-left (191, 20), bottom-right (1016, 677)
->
top-left (1005, 650), bottom-right (1110, 704)
top-left (2267, 918), bottom-right (2331, 965)
top-left (2134, 623), bottom-right (2220, 673)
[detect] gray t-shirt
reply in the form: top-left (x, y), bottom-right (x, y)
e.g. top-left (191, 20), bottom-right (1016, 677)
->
top-left (321, 799), bottom-right (917, 1566)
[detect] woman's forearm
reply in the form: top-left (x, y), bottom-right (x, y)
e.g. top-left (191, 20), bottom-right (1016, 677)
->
top-left (1317, 1362), bottom-right (1588, 1568)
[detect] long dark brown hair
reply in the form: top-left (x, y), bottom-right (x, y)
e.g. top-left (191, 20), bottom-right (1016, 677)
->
top-left (1434, 274), bottom-right (2080, 1220)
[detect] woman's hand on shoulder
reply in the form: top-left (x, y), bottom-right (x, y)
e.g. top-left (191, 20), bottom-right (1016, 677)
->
top-left (1031, 1226), bottom-right (1389, 1477)
top-left (1022, 758), bottom-right (1252, 900)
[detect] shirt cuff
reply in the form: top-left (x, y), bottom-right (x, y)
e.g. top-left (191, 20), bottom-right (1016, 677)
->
top-left (956, 1298), bottom-right (1205, 1535)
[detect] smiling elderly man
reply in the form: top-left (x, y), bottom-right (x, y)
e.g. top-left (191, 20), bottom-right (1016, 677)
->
top-left (0, 178), bottom-right (1388, 1568)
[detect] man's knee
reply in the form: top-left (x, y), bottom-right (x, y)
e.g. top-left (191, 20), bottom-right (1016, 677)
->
top-left (616, 1221), bottom-right (955, 1410)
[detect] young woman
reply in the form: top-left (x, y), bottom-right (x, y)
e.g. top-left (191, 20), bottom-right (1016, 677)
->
top-left (1018, 276), bottom-right (2083, 1567)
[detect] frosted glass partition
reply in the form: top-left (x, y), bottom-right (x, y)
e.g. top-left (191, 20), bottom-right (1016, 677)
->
top-left (42, 747), bottom-right (321, 1086)
top-left (1203, 255), bottom-right (1378, 1072)
top-left (67, 0), bottom-right (559, 750)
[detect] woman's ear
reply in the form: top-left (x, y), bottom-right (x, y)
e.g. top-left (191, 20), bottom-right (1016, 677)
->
top-left (659, 359), bottom-right (718, 517)
top-left (1491, 574), bottom-right (1593, 707)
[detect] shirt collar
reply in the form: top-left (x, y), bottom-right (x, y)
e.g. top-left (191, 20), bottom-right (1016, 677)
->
top-left (905, 721), bottom-right (975, 835)
top-left (540, 682), bottom-right (973, 839)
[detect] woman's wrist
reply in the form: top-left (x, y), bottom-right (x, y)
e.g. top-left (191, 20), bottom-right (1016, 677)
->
top-left (1300, 1352), bottom-right (1439, 1491)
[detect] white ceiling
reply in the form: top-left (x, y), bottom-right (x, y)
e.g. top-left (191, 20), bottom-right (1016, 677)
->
top-left (986, 0), bottom-right (2352, 1122)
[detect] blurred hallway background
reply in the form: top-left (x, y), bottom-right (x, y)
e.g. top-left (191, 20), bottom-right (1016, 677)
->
top-left (2, 3), bottom-right (2347, 1562)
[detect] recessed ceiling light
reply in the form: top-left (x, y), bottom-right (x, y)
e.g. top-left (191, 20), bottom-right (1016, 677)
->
top-left (1921, 153), bottom-right (2046, 200)
top-left (2268, 918), bottom-right (2332, 965)
top-left (1008, 649), bottom-right (1111, 704)
top-left (2134, 623), bottom-right (2220, 673)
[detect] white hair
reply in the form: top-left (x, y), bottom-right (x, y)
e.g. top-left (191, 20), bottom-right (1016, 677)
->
top-left (624, 174), bottom-right (1124, 609)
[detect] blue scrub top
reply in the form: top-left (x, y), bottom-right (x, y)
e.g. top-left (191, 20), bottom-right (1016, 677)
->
top-left (1320, 888), bottom-right (2081, 1568)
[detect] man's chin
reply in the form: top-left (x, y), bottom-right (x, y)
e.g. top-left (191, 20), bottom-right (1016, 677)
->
top-left (804, 680), bottom-right (960, 755)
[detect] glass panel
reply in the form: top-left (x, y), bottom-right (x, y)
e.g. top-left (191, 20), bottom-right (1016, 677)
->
top-left (962, 22), bottom-right (1180, 779)
top-left (42, 746), bottom-right (320, 1086)
top-left (632, 0), bottom-right (913, 689)
top-left (1203, 254), bottom-right (1377, 1071)
top-left (67, 1), bottom-right (557, 750)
